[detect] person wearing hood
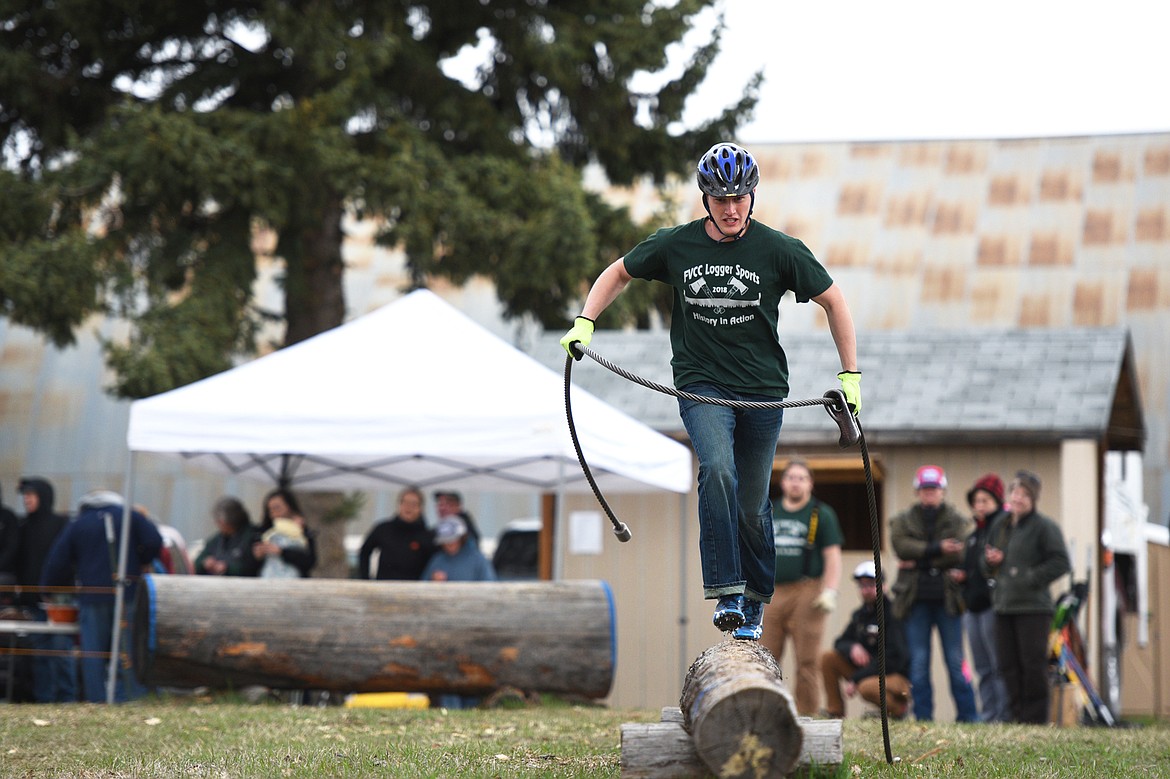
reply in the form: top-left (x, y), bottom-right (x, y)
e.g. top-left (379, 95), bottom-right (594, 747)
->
top-left (983, 470), bottom-right (1071, 724)
top-left (40, 490), bottom-right (162, 703)
top-left (0, 481), bottom-right (18, 599)
top-left (0, 480), bottom-right (22, 699)
top-left (16, 477), bottom-right (76, 702)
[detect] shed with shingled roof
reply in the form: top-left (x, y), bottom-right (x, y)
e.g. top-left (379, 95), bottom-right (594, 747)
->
top-left (527, 325), bottom-right (1145, 721)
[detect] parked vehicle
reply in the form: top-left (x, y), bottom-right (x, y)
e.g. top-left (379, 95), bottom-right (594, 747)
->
top-left (491, 519), bottom-right (541, 580)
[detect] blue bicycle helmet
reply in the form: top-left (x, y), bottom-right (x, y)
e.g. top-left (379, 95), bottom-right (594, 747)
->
top-left (696, 142), bottom-right (759, 197)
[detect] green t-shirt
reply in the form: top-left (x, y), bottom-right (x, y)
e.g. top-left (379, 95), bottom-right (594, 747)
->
top-left (773, 498), bottom-right (844, 583)
top-left (622, 218), bottom-right (834, 397)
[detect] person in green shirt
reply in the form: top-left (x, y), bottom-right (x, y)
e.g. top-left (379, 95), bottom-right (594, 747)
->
top-left (762, 459), bottom-right (843, 715)
top-left (561, 142), bottom-right (860, 641)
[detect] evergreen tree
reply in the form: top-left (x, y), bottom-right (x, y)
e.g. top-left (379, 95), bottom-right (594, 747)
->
top-left (0, 0), bottom-right (757, 397)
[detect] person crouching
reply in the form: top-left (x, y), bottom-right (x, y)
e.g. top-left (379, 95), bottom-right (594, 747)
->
top-left (820, 561), bottom-right (911, 719)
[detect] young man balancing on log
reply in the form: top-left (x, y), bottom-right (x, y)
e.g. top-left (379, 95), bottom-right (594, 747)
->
top-left (561, 142), bottom-right (859, 640)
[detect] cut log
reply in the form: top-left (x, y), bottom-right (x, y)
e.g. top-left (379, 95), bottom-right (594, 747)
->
top-left (620, 709), bottom-right (842, 778)
top-left (134, 575), bottom-right (614, 697)
top-left (622, 721), bottom-right (706, 778)
top-left (678, 640), bottom-right (803, 778)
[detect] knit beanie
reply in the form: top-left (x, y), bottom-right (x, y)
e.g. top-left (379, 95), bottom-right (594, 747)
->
top-left (966, 473), bottom-right (1005, 507)
top-left (1010, 470), bottom-right (1042, 503)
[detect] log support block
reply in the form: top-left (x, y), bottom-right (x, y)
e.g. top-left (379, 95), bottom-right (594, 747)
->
top-left (620, 640), bottom-right (843, 778)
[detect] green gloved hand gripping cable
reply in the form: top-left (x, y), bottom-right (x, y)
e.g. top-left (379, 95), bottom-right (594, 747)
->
top-left (559, 316), bottom-right (595, 361)
top-left (837, 370), bottom-right (862, 415)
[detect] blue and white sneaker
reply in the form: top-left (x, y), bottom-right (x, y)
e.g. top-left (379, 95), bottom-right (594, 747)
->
top-left (732, 599), bottom-right (763, 641)
top-left (712, 594), bottom-right (746, 632)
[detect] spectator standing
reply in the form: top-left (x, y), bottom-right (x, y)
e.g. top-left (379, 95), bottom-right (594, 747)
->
top-left (433, 490), bottom-right (481, 549)
top-left (889, 465), bottom-right (978, 722)
top-left (0, 482), bottom-right (25, 701)
top-left (761, 459), bottom-right (843, 715)
top-left (195, 497), bottom-right (262, 577)
top-left (40, 490), bottom-right (162, 702)
top-left (559, 142), bottom-right (860, 640)
top-left (16, 477), bottom-right (77, 702)
top-left (983, 470), bottom-right (1071, 724)
top-left (253, 488), bottom-right (316, 578)
top-left (0, 481), bottom-right (18, 602)
top-left (359, 486), bottom-right (435, 580)
top-left (820, 561), bottom-right (911, 719)
top-left (954, 473), bottom-right (1010, 722)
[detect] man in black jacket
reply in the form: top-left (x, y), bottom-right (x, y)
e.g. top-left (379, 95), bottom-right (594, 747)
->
top-left (0, 481), bottom-right (18, 601)
top-left (820, 561), bottom-right (911, 719)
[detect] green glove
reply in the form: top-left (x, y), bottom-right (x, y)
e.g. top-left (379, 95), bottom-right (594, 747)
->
top-left (560, 316), bottom-right (595, 360)
top-left (837, 370), bottom-right (862, 415)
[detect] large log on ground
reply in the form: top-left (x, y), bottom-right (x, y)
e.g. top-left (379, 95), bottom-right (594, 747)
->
top-left (677, 640), bottom-right (802, 778)
top-left (619, 708), bottom-right (842, 778)
top-left (134, 575), bottom-right (614, 697)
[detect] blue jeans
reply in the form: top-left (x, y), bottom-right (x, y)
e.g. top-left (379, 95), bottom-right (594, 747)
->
top-left (964, 608), bottom-right (1008, 722)
top-left (678, 382), bottom-right (784, 603)
top-left (905, 600), bottom-right (978, 722)
top-left (433, 693), bottom-right (480, 709)
top-left (27, 606), bottom-right (77, 703)
top-left (78, 600), bottom-right (145, 703)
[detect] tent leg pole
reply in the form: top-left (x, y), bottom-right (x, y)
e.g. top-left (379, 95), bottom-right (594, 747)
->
top-left (553, 460), bottom-right (565, 581)
top-left (107, 450), bottom-right (137, 704)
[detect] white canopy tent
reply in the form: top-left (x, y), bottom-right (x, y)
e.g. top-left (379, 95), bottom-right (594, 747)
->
top-left (126, 288), bottom-right (692, 494)
top-left (112, 289), bottom-right (694, 702)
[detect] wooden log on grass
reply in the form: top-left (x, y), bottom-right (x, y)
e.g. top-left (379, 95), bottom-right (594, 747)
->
top-left (620, 709), bottom-right (842, 778)
top-left (134, 575), bottom-right (614, 697)
top-left (672, 640), bottom-right (804, 778)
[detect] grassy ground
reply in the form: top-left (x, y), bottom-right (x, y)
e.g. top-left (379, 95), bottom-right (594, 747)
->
top-left (2, 695), bottom-right (1169, 778)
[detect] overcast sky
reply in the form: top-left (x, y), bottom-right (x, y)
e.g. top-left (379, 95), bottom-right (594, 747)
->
top-left (677, 0), bottom-right (1170, 143)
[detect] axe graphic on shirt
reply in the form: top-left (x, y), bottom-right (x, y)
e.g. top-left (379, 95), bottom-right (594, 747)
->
top-left (688, 277), bottom-right (710, 296)
top-left (726, 276), bottom-right (749, 295)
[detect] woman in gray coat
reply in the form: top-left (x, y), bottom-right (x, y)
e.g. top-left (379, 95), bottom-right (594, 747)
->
top-left (983, 470), bottom-right (1071, 724)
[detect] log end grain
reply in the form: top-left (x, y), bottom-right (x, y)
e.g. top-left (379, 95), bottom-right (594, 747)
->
top-left (679, 640), bottom-right (802, 778)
